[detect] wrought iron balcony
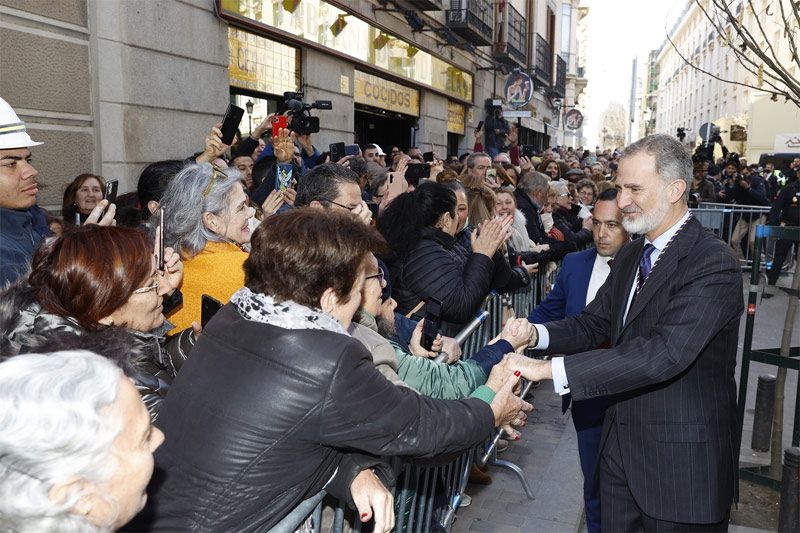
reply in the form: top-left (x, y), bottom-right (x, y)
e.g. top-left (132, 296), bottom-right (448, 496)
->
top-left (491, 3), bottom-right (526, 66)
top-left (553, 55), bottom-right (566, 98)
top-left (446, 0), bottom-right (493, 46)
top-left (533, 33), bottom-right (552, 86)
top-left (506, 4), bottom-right (527, 65)
top-left (395, 0), bottom-right (443, 10)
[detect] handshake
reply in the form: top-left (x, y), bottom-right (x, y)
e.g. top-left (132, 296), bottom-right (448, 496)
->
top-left (484, 318), bottom-right (554, 434)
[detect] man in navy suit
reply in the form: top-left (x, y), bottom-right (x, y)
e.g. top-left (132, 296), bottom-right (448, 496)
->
top-left (528, 187), bottom-right (629, 533)
top-left (524, 134), bottom-right (743, 531)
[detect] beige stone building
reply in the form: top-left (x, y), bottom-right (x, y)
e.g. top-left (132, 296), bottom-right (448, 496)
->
top-left (642, 0), bottom-right (800, 162)
top-left (1, 0), bottom-right (589, 209)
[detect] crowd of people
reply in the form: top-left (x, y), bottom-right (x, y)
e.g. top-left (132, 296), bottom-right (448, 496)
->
top-left (0, 90), bottom-right (798, 533)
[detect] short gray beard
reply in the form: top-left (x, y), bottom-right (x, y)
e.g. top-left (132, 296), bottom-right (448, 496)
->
top-left (621, 192), bottom-right (670, 235)
top-left (376, 316), bottom-right (396, 339)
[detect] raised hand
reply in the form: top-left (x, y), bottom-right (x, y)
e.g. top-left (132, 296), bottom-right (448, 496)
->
top-left (470, 215), bottom-right (513, 257)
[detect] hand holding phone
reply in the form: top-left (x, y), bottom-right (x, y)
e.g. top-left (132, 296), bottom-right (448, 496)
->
top-left (271, 114), bottom-right (288, 138)
top-left (104, 180), bottom-right (119, 204)
top-left (421, 298), bottom-right (443, 351)
top-left (155, 208), bottom-right (166, 273)
top-left (220, 104), bottom-right (245, 145)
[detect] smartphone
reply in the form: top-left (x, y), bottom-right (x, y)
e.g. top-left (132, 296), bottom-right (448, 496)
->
top-left (387, 172), bottom-right (404, 197)
top-left (522, 145), bottom-right (536, 158)
top-left (345, 144), bottom-right (361, 157)
top-left (155, 208), bottom-right (166, 273)
top-left (104, 180), bottom-right (119, 204)
top-left (423, 151), bottom-right (435, 163)
top-left (405, 163), bottom-right (430, 185)
top-left (421, 297), bottom-right (443, 351)
top-left (329, 142), bottom-right (346, 163)
top-left (275, 164), bottom-right (293, 192)
top-left (271, 114), bottom-right (288, 138)
top-left (475, 120), bottom-right (484, 133)
top-left (220, 104), bottom-right (245, 145)
top-left (486, 168), bottom-right (497, 181)
top-left (201, 294), bottom-right (223, 330)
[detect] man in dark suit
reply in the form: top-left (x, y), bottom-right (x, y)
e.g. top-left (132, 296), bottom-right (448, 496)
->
top-left (527, 187), bottom-right (629, 533)
top-left (524, 134), bottom-right (743, 531)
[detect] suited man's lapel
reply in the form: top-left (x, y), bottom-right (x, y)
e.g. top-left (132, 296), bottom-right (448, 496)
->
top-left (619, 217), bottom-right (701, 336)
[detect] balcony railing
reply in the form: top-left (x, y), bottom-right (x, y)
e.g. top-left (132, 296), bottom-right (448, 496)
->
top-left (553, 55), bottom-right (566, 98)
top-left (446, 0), bottom-right (493, 46)
top-left (534, 33), bottom-right (552, 86)
top-left (506, 4), bottom-right (527, 65)
top-left (395, 0), bottom-right (443, 9)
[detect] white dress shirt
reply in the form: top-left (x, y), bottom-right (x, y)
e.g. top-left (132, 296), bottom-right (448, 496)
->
top-left (538, 211), bottom-right (691, 395)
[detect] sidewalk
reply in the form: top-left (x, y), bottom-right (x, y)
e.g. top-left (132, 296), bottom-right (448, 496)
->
top-left (455, 272), bottom-right (796, 533)
top-left (454, 382), bottom-right (585, 533)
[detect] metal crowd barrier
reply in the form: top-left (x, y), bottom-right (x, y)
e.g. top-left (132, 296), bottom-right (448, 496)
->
top-left (693, 202), bottom-right (774, 268)
top-left (290, 272), bottom-right (552, 533)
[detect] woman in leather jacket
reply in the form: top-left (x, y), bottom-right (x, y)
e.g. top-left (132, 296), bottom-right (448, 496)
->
top-left (133, 208), bottom-right (530, 533)
top-left (0, 225), bottom-right (193, 420)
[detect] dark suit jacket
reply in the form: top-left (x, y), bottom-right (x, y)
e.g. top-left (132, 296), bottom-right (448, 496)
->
top-left (541, 216), bottom-right (743, 524)
top-left (528, 247), bottom-right (597, 323)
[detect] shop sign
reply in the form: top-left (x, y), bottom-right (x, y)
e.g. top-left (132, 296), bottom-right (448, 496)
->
top-left (354, 71), bottom-right (419, 116)
top-left (220, 0), bottom-right (473, 103)
top-left (565, 109), bottom-right (584, 130)
top-left (774, 133), bottom-right (800, 152)
top-left (504, 70), bottom-right (533, 109)
top-left (228, 27), bottom-right (300, 96)
top-left (447, 101), bottom-right (465, 135)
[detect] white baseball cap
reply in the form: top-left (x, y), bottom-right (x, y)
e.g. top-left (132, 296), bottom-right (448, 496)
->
top-left (0, 97), bottom-right (43, 150)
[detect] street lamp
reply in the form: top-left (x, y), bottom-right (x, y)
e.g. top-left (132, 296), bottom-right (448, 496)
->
top-left (245, 99), bottom-right (254, 135)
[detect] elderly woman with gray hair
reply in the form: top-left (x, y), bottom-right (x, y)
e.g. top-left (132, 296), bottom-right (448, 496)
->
top-left (0, 350), bottom-right (164, 531)
top-left (158, 163), bottom-right (256, 332)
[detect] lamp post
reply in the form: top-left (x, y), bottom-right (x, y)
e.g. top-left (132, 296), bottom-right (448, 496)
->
top-left (245, 99), bottom-right (254, 135)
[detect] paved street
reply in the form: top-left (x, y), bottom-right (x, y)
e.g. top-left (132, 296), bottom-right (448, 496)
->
top-left (455, 272), bottom-right (798, 533)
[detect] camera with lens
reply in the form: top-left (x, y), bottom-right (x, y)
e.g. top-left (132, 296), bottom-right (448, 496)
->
top-left (283, 91), bottom-right (332, 135)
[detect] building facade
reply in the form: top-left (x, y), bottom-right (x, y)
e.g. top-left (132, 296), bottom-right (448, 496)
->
top-left (643, 0), bottom-right (800, 162)
top-left (1, 0), bottom-right (589, 208)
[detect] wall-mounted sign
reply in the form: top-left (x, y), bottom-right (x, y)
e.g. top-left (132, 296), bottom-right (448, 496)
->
top-left (228, 27), bottom-right (300, 96)
top-left (354, 71), bottom-right (419, 117)
top-left (504, 70), bottom-right (533, 109)
top-left (447, 101), bottom-right (465, 135)
top-left (565, 109), bottom-right (584, 130)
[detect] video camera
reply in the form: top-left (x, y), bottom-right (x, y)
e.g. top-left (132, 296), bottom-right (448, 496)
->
top-left (283, 91), bottom-right (332, 135)
top-left (692, 122), bottom-right (725, 164)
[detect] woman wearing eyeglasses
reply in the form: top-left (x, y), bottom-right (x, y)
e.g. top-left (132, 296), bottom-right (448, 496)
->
top-left (158, 163), bottom-right (256, 332)
top-left (0, 225), bottom-right (187, 420)
top-left (550, 180), bottom-right (593, 248)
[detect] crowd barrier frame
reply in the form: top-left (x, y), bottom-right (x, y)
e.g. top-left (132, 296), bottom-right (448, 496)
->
top-left (693, 202), bottom-right (776, 269)
top-left (736, 224), bottom-right (800, 490)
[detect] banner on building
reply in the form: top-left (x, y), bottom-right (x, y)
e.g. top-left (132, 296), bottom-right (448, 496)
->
top-left (774, 133), bottom-right (800, 152)
top-left (447, 101), bottom-right (465, 135)
top-left (354, 71), bottom-right (420, 116)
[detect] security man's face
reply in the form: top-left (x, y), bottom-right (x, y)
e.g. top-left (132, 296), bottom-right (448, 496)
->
top-left (0, 148), bottom-right (39, 209)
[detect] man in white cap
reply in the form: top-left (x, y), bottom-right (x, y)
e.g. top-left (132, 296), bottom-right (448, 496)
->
top-left (0, 97), bottom-right (48, 286)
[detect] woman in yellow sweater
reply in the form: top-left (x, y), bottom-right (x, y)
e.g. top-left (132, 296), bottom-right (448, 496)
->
top-left (158, 163), bottom-right (255, 332)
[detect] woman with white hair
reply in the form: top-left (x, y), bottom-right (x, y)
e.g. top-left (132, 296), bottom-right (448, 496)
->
top-left (0, 350), bottom-right (164, 532)
top-left (159, 163), bottom-right (256, 331)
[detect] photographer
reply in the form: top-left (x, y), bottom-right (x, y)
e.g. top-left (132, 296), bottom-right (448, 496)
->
top-left (689, 163), bottom-right (716, 206)
top-left (483, 106), bottom-right (510, 159)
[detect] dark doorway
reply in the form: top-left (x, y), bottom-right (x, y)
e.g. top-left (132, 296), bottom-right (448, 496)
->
top-left (354, 105), bottom-right (416, 152)
top-left (447, 132), bottom-right (461, 158)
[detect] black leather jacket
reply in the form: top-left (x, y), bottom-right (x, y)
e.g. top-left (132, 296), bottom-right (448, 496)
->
top-left (0, 282), bottom-right (191, 420)
top-left (134, 303), bottom-right (495, 532)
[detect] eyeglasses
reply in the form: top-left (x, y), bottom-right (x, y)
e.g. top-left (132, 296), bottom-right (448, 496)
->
top-left (365, 267), bottom-right (386, 288)
top-left (327, 200), bottom-right (358, 211)
top-left (202, 165), bottom-right (228, 198)
top-left (558, 193), bottom-right (570, 197)
top-left (133, 274), bottom-right (159, 294)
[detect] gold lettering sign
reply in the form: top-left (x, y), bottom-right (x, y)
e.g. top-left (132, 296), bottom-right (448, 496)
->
top-left (228, 27), bottom-right (300, 96)
top-left (220, 0), bottom-right (473, 103)
top-left (447, 101), bottom-right (465, 135)
top-left (354, 71), bottom-right (420, 117)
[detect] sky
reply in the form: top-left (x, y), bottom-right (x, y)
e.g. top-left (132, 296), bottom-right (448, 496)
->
top-left (582, 0), bottom-right (687, 146)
